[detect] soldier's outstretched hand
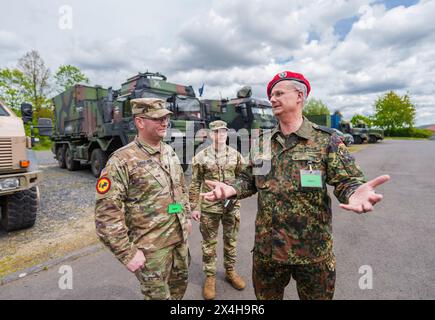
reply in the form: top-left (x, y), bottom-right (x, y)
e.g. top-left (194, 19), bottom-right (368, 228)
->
top-left (340, 175), bottom-right (390, 214)
top-left (200, 180), bottom-right (237, 202)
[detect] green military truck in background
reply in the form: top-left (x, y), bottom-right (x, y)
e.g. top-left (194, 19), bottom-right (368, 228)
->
top-left (200, 86), bottom-right (277, 156)
top-left (51, 72), bottom-right (205, 176)
top-left (354, 120), bottom-right (384, 143)
top-left (0, 101), bottom-right (49, 231)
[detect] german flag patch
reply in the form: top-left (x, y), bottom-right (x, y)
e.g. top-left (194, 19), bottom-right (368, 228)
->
top-left (96, 177), bottom-right (111, 194)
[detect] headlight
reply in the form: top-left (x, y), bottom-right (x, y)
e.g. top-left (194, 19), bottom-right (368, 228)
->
top-left (0, 178), bottom-right (20, 191)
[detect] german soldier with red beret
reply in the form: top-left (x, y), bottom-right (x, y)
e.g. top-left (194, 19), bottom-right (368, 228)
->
top-left (200, 71), bottom-right (390, 300)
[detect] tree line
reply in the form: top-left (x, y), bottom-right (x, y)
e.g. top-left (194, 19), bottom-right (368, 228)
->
top-left (0, 50), bottom-right (89, 119)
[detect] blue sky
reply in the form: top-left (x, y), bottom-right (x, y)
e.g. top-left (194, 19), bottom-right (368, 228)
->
top-left (1, 0), bottom-right (434, 125)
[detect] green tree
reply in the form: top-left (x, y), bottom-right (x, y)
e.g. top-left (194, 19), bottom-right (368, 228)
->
top-left (373, 91), bottom-right (416, 130)
top-left (54, 64), bottom-right (89, 92)
top-left (18, 50), bottom-right (51, 111)
top-left (0, 68), bottom-right (31, 110)
top-left (303, 98), bottom-right (330, 116)
top-left (351, 114), bottom-right (373, 127)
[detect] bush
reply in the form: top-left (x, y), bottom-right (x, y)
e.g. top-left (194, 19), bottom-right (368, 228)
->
top-left (32, 136), bottom-right (52, 151)
top-left (385, 127), bottom-right (432, 138)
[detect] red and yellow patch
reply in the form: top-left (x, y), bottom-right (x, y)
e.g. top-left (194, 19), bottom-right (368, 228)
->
top-left (96, 177), bottom-right (111, 194)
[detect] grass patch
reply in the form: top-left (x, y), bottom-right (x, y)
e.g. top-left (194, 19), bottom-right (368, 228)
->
top-left (32, 136), bottom-right (52, 151)
top-left (0, 215), bottom-right (99, 279)
top-left (384, 137), bottom-right (430, 141)
top-left (32, 144), bottom-right (52, 151)
top-left (348, 144), bottom-right (369, 153)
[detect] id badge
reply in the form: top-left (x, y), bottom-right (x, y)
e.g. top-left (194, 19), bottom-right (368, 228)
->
top-left (168, 203), bottom-right (183, 214)
top-left (300, 170), bottom-right (323, 189)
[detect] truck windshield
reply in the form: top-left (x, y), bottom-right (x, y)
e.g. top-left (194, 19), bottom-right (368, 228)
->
top-left (0, 105), bottom-right (10, 116)
top-left (175, 96), bottom-right (201, 119)
top-left (140, 92), bottom-right (201, 119)
top-left (252, 105), bottom-right (276, 123)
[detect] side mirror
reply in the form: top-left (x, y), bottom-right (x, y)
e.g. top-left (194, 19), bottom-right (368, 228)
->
top-left (240, 104), bottom-right (248, 119)
top-left (21, 103), bottom-right (33, 124)
top-left (37, 118), bottom-right (53, 137)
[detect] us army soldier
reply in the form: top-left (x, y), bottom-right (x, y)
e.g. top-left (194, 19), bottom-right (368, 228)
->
top-left (95, 98), bottom-right (191, 300)
top-left (189, 120), bottom-right (246, 300)
top-left (201, 71), bottom-right (390, 300)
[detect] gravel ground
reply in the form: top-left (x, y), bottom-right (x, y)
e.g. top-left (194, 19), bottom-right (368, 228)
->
top-left (0, 150), bottom-right (195, 279)
top-left (0, 151), bottom-right (100, 278)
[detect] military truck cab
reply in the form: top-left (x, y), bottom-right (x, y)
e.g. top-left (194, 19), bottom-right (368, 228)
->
top-left (116, 72), bottom-right (205, 171)
top-left (201, 86), bottom-right (277, 156)
top-left (354, 121), bottom-right (384, 143)
top-left (0, 102), bottom-right (43, 231)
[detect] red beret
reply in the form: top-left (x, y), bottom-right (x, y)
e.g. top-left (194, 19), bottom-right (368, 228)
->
top-left (267, 71), bottom-right (311, 99)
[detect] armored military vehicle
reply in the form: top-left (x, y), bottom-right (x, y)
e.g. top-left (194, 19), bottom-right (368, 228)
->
top-left (354, 120), bottom-right (384, 143)
top-left (200, 86), bottom-right (277, 156)
top-left (51, 72), bottom-right (205, 176)
top-left (0, 102), bottom-right (45, 231)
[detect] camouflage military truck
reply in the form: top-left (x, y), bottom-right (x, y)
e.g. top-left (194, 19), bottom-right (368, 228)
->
top-left (354, 120), bottom-right (384, 143)
top-left (51, 72), bottom-right (205, 176)
top-left (200, 86), bottom-right (277, 156)
top-left (0, 102), bottom-right (45, 231)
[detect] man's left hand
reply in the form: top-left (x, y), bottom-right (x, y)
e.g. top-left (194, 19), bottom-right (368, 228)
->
top-left (340, 175), bottom-right (390, 214)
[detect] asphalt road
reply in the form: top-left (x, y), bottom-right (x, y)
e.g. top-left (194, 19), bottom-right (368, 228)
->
top-left (0, 139), bottom-right (434, 300)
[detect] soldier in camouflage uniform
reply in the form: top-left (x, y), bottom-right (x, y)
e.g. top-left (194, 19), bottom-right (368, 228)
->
top-left (201, 71), bottom-right (390, 300)
top-left (95, 98), bottom-right (192, 300)
top-left (189, 120), bottom-right (247, 300)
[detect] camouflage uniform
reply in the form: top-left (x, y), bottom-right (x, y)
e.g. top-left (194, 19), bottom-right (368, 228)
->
top-left (189, 122), bottom-right (246, 276)
top-left (231, 117), bottom-right (366, 299)
top-left (95, 98), bottom-right (191, 300)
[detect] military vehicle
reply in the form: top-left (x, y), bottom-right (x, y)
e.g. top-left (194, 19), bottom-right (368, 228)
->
top-left (50, 72), bottom-right (205, 176)
top-left (354, 120), bottom-right (384, 143)
top-left (306, 112), bottom-right (368, 144)
top-left (0, 101), bottom-right (50, 231)
top-left (200, 86), bottom-right (277, 156)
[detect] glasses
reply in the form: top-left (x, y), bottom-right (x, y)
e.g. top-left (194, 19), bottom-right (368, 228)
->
top-left (138, 116), bottom-right (170, 124)
top-left (269, 89), bottom-right (300, 100)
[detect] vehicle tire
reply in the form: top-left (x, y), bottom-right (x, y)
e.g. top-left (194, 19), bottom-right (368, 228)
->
top-left (90, 149), bottom-right (108, 178)
top-left (368, 135), bottom-right (377, 143)
top-left (57, 146), bottom-right (67, 168)
top-left (353, 135), bottom-right (363, 144)
top-left (65, 146), bottom-right (80, 171)
top-left (0, 187), bottom-right (38, 232)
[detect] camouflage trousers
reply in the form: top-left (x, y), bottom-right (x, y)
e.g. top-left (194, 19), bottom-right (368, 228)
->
top-left (135, 241), bottom-right (190, 300)
top-left (199, 210), bottom-right (240, 276)
top-left (252, 252), bottom-right (336, 300)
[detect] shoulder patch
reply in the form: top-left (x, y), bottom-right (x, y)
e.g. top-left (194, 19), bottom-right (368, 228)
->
top-left (96, 177), bottom-right (111, 194)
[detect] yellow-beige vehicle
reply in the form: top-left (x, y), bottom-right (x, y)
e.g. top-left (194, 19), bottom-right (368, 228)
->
top-left (0, 101), bottom-right (45, 231)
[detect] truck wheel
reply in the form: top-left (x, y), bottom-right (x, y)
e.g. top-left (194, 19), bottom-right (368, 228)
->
top-left (90, 149), bottom-right (108, 178)
top-left (353, 136), bottom-right (363, 144)
top-left (65, 146), bottom-right (81, 171)
top-left (1, 187), bottom-right (38, 232)
top-left (57, 146), bottom-right (67, 168)
top-left (369, 135), bottom-right (377, 143)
